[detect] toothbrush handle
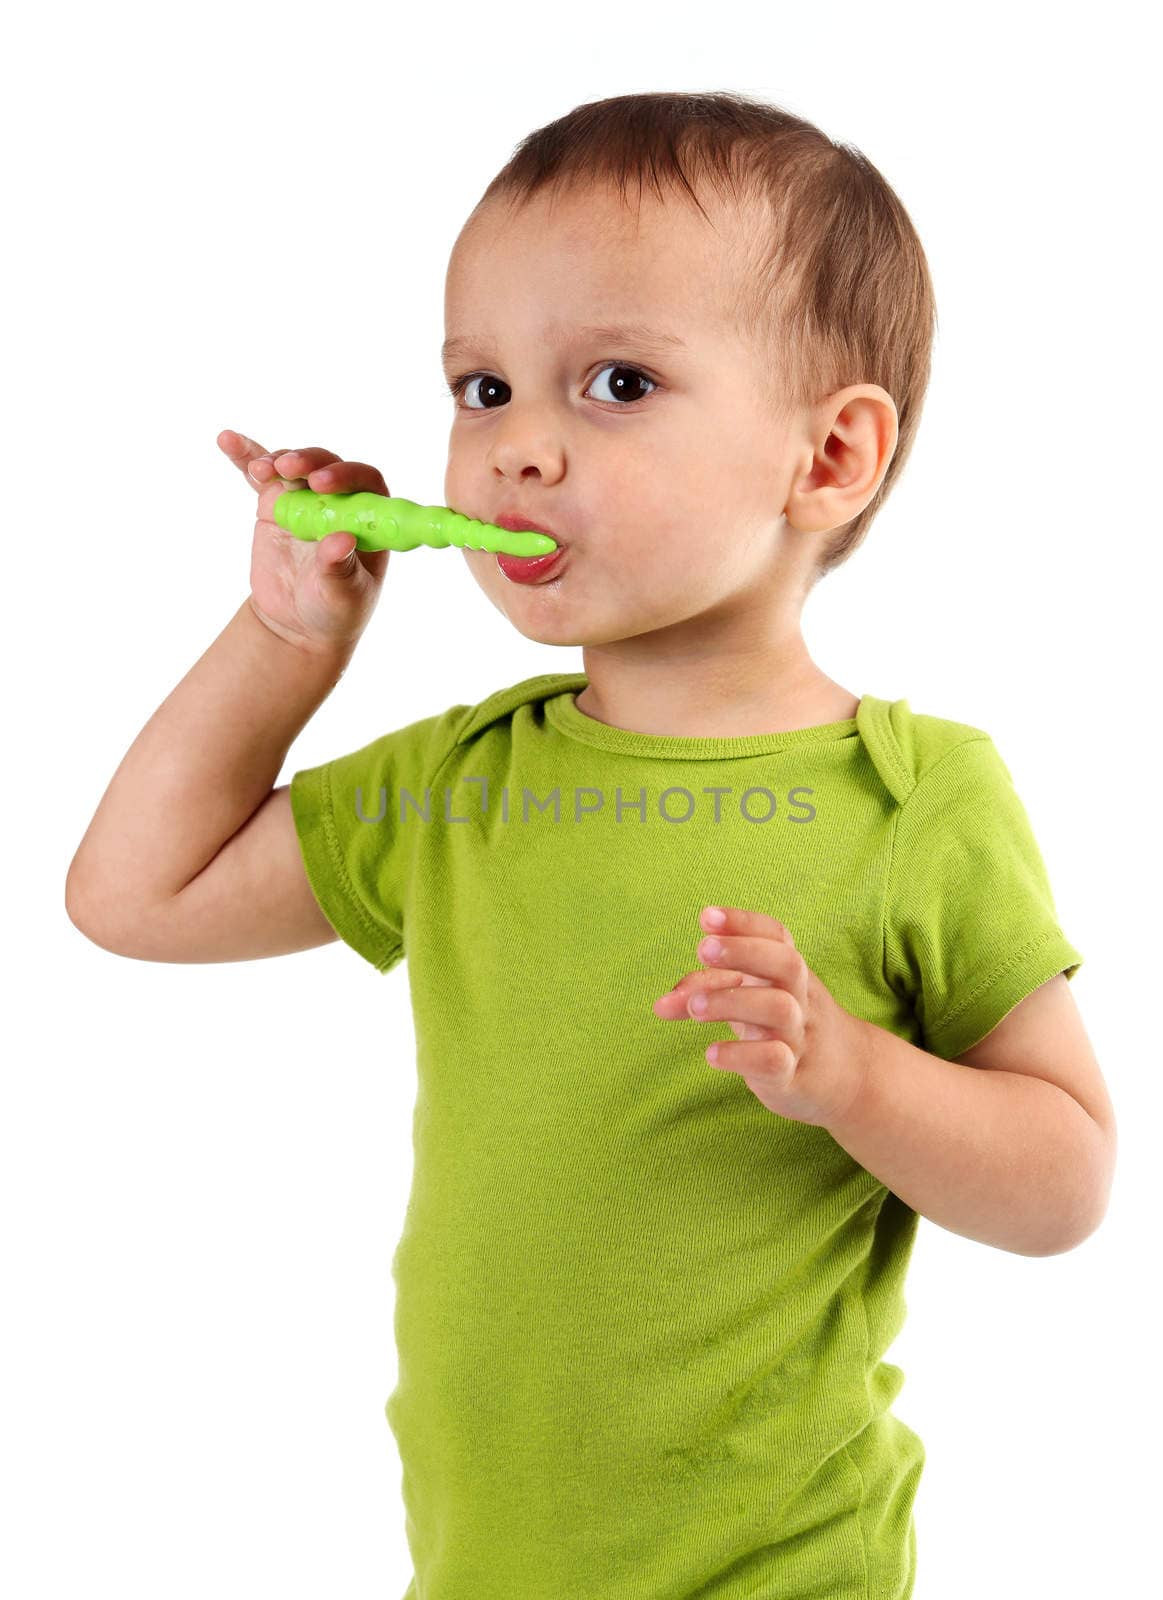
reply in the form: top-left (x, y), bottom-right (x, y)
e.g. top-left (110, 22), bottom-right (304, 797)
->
top-left (272, 490), bottom-right (557, 558)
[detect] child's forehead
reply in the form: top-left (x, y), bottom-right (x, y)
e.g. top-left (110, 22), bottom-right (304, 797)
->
top-left (450, 184), bottom-right (761, 327)
top-left (473, 177), bottom-right (764, 250)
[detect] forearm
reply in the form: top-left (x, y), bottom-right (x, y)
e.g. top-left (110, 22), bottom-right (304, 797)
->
top-left (68, 598), bottom-right (352, 908)
top-left (828, 1018), bottom-right (1109, 1256)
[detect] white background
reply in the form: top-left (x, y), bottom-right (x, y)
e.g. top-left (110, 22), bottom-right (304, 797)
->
top-left (5, 2), bottom-right (1159, 1595)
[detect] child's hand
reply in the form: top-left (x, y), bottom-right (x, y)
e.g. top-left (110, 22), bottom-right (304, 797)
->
top-left (217, 429), bottom-right (392, 656)
top-left (652, 905), bottom-right (872, 1127)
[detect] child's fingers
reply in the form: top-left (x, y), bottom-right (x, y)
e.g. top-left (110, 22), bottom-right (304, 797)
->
top-left (217, 431), bottom-right (307, 493)
top-left (269, 447), bottom-right (342, 479)
top-left (220, 435), bottom-right (390, 501)
top-left (268, 453), bottom-right (391, 498)
top-left (247, 457), bottom-right (308, 492)
top-left (652, 969), bottom-right (764, 1016)
top-left (305, 459), bottom-right (391, 497)
top-left (679, 984), bottom-right (790, 1036)
top-left (218, 429), bottom-right (275, 484)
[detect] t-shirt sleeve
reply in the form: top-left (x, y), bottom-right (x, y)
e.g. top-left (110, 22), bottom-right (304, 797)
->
top-left (288, 705), bottom-right (470, 973)
top-left (882, 734), bottom-right (1084, 1060)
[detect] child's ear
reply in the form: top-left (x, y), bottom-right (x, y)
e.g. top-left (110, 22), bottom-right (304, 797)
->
top-left (786, 384), bottom-right (898, 534)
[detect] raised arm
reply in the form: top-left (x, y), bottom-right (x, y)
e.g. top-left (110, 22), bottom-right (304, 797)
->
top-left (65, 434), bottom-right (391, 962)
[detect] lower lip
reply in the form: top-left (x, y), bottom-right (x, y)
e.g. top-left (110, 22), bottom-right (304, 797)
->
top-left (495, 545), bottom-right (567, 584)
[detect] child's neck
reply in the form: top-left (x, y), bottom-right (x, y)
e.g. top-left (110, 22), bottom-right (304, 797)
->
top-left (574, 642), bottom-right (860, 739)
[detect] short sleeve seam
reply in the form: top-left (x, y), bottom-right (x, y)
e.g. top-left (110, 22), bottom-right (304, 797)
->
top-left (925, 923), bottom-right (1061, 1043)
top-left (879, 735), bottom-right (993, 998)
top-left (369, 703), bottom-right (475, 966)
top-left (425, 703), bottom-right (484, 799)
top-left (292, 703), bottom-right (478, 974)
top-left (318, 760), bottom-right (404, 972)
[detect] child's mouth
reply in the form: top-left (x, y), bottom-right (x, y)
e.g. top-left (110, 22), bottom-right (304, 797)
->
top-left (495, 547), bottom-right (568, 584)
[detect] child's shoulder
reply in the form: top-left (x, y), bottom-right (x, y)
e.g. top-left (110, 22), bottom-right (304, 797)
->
top-left (858, 694), bottom-right (998, 809)
top-left (449, 672), bottom-right (589, 746)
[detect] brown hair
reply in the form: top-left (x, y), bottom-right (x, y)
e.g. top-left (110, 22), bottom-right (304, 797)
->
top-left (470, 90), bottom-right (938, 584)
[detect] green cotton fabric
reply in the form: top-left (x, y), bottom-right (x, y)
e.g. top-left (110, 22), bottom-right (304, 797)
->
top-left (289, 674), bottom-right (1082, 1600)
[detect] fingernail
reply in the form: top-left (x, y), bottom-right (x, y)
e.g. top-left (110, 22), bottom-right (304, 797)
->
top-left (690, 992), bottom-right (708, 1013)
top-left (700, 937), bottom-right (722, 959)
top-left (703, 906), bottom-right (726, 928)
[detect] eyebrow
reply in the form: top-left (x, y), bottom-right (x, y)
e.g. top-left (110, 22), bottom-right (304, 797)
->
top-left (441, 322), bottom-right (688, 367)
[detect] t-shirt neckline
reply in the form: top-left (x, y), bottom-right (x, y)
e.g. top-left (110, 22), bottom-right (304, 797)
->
top-left (544, 680), bottom-right (863, 760)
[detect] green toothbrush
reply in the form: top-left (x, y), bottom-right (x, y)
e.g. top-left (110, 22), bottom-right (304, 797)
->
top-left (273, 489), bottom-right (558, 558)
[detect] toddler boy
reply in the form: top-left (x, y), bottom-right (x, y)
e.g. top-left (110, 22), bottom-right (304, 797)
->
top-left (67, 91), bottom-right (1116, 1600)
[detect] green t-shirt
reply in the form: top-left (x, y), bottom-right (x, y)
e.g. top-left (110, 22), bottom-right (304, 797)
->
top-left (289, 673), bottom-right (1082, 1600)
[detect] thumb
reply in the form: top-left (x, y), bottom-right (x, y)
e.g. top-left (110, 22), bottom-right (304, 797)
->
top-left (319, 530), bottom-right (360, 579)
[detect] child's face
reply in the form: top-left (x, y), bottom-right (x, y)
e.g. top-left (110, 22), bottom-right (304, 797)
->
top-left (443, 180), bottom-right (816, 649)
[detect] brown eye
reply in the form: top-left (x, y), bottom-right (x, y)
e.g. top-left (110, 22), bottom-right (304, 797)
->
top-left (452, 374), bottom-right (511, 410)
top-left (449, 361), bottom-right (658, 410)
top-left (585, 363), bottom-right (657, 405)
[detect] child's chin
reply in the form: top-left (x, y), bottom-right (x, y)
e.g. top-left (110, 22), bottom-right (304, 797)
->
top-left (507, 616), bottom-right (588, 647)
